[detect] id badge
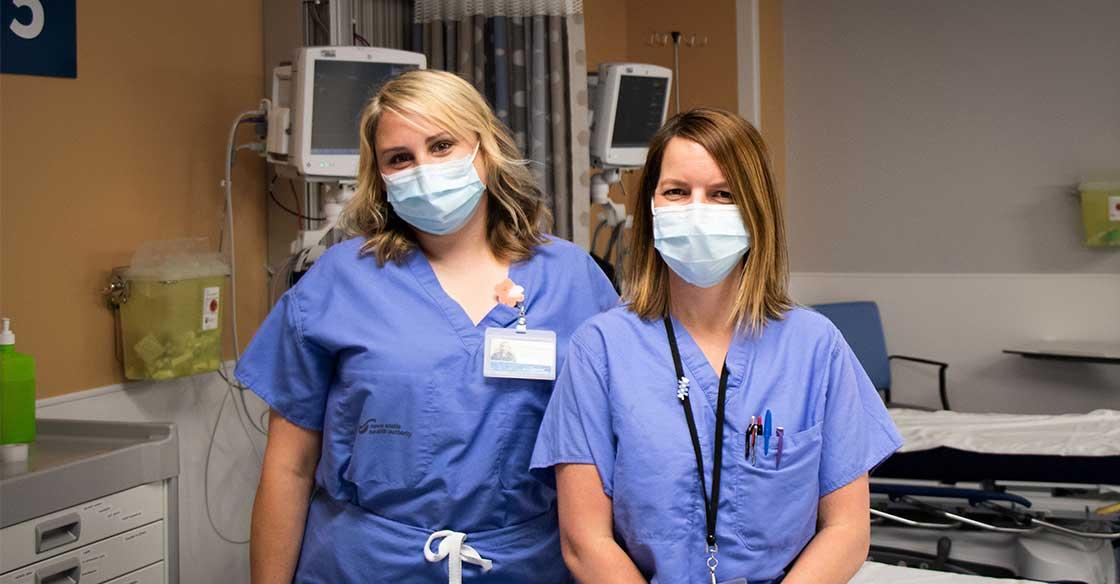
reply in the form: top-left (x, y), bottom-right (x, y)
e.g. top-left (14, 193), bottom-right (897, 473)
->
top-left (483, 327), bottom-right (557, 380)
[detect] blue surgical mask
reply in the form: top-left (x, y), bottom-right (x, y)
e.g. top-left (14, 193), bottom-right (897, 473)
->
top-left (652, 201), bottom-right (751, 288)
top-left (382, 144), bottom-right (485, 235)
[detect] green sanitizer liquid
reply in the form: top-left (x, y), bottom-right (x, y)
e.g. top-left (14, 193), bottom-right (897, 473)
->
top-left (0, 318), bottom-right (36, 450)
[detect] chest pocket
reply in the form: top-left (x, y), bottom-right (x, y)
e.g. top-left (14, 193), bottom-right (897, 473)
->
top-left (732, 422), bottom-right (823, 555)
top-left (339, 371), bottom-right (438, 489)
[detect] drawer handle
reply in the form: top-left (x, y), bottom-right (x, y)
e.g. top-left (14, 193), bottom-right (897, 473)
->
top-left (36, 556), bottom-right (81, 584)
top-left (35, 513), bottom-right (82, 554)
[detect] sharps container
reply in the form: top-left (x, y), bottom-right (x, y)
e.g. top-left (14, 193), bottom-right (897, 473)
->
top-left (117, 239), bottom-right (230, 380)
top-left (1079, 181), bottom-right (1120, 247)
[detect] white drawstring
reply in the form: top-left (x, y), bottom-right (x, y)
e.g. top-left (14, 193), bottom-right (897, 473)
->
top-left (424, 530), bottom-right (494, 584)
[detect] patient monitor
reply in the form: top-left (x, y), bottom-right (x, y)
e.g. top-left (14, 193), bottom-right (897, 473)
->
top-left (267, 46), bottom-right (426, 180)
top-left (588, 63), bottom-right (672, 228)
top-left (589, 62), bottom-right (673, 169)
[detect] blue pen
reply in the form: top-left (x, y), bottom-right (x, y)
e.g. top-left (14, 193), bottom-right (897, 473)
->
top-left (763, 410), bottom-right (773, 455)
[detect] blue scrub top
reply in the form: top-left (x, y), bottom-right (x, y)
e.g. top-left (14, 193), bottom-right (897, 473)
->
top-left (531, 306), bottom-right (903, 583)
top-left (236, 235), bottom-right (618, 583)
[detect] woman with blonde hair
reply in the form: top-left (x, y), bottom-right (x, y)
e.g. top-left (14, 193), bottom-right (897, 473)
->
top-left (236, 69), bottom-right (617, 583)
top-left (532, 108), bottom-right (902, 583)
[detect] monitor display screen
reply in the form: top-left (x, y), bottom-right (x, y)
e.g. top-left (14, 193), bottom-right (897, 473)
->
top-left (310, 61), bottom-right (419, 155)
top-left (610, 75), bottom-right (669, 148)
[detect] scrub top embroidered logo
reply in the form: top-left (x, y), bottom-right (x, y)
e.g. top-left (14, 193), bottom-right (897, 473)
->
top-left (357, 418), bottom-right (413, 439)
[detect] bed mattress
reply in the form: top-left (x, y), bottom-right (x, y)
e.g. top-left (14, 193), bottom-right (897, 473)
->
top-left (876, 409), bottom-right (1120, 485)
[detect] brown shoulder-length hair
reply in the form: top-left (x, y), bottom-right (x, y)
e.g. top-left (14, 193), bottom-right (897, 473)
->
top-left (339, 69), bottom-right (550, 264)
top-left (623, 107), bottom-right (793, 332)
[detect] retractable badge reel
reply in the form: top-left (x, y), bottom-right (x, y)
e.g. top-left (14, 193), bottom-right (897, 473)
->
top-left (483, 279), bottom-right (557, 380)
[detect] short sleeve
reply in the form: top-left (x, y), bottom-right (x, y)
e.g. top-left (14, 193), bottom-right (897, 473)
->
top-left (234, 287), bottom-right (334, 431)
top-left (818, 333), bottom-right (903, 495)
top-left (530, 335), bottom-right (617, 496)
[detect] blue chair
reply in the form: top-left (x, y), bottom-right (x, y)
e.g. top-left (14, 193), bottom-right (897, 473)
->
top-left (811, 301), bottom-right (951, 411)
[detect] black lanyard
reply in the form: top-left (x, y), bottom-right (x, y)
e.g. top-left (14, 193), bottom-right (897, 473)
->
top-left (663, 317), bottom-right (729, 558)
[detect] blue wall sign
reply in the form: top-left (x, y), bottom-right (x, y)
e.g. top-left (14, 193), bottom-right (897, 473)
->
top-left (2, 0), bottom-right (77, 78)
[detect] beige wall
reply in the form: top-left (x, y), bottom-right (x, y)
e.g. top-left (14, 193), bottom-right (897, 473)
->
top-left (584, 0), bottom-right (629, 69)
top-left (0, 1), bottom-right (268, 398)
top-left (622, 0), bottom-right (740, 114)
top-left (585, 0), bottom-right (784, 179)
top-left (1, 1), bottom-right (780, 397)
top-left (583, 0), bottom-right (786, 253)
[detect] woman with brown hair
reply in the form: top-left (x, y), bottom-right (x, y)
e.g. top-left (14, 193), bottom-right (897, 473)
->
top-left (236, 70), bottom-right (617, 583)
top-left (532, 108), bottom-right (901, 583)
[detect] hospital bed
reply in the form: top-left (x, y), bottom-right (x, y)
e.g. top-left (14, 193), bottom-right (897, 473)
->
top-left (809, 301), bottom-right (1120, 582)
top-left (867, 409), bottom-right (1120, 584)
top-left (851, 561), bottom-right (1039, 583)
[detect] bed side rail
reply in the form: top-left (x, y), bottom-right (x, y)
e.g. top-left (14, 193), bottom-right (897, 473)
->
top-left (871, 483), bottom-right (1120, 540)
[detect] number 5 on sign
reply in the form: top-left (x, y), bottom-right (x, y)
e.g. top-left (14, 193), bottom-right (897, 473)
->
top-left (9, 0), bottom-right (44, 39)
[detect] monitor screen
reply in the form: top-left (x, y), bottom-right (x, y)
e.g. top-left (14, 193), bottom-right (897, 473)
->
top-left (310, 60), bottom-right (419, 155)
top-left (610, 75), bottom-right (669, 148)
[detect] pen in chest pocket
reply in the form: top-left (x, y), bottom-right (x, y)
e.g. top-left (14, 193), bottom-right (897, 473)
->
top-left (763, 410), bottom-right (772, 455)
top-left (746, 416), bottom-right (756, 461)
top-left (775, 427), bottom-right (785, 469)
top-left (750, 415), bottom-right (759, 465)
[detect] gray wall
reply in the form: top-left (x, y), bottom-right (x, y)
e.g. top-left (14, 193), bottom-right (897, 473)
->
top-left (784, 0), bottom-right (1120, 274)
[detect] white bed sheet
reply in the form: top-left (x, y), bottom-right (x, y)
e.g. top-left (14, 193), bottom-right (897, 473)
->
top-left (851, 562), bottom-right (1037, 583)
top-left (890, 408), bottom-right (1120, 456)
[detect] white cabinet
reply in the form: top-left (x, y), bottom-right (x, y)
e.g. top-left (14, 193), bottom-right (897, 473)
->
top-left (0, 483), bottom-right (172, 584)
top-left (0, 420), bottom-right (179, 584)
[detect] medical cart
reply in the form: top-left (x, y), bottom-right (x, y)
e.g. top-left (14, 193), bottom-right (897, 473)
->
top-left (0, 419), bottom-right (179, 584)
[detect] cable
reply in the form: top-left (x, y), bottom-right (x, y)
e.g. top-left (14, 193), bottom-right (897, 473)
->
top-left (354, 30), bottom-right (371, 47)
top-left (305, 1), bottom-right (330, 40)
top-left (268, 184), bottom-right (325, 223)
top-left (272, 180), bottom-right (324, 222)
top-left (291, 178), bottom-right (304, 227)
top-left (223, 109), bottom-right (272, 439)
top-left (203, 388), bottom-right (250, 545)
top-left (604, 221), bottom-right (623, 269)
top-left (224, 109), bottom-right (265, 364)
top-left (590, 217), bottom-right (608, 258)
top-left (217, 366), bottom-right (267, 436)
top-left (203, 107), bottom-right (270, 547)
top-left (614, 174), bottom-right (631, 279)
top-left (239, 384), bottom-right (267, 436)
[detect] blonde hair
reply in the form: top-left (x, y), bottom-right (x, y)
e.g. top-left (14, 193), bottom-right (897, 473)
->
top-left (340, 69), bottom-right (550, 263)
top-left (623, 108), bottom-right (793, 331)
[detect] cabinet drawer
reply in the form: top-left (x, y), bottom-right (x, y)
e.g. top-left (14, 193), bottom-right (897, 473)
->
top-left (0, 521), bottom-right (164, 584)
top-left (103, 562), bottom-right (164, 584)
top-left (0, 483), bottom-right (164, 571)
